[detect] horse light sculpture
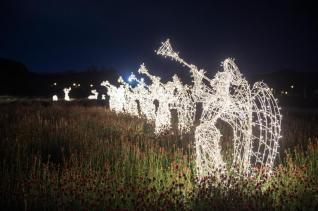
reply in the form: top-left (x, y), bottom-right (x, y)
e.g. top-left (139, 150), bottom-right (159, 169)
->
top-left (63, 87), bottom-right (71, 101)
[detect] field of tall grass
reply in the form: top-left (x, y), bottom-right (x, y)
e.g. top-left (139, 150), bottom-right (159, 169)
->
top-left (0, 102), bottom-right (317, 210)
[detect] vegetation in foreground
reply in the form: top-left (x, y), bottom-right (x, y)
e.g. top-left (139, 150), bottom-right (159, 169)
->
top-left (0, 103), bottom-right (318, 210)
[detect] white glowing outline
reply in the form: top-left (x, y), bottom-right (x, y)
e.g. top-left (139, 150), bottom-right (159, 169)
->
top-left (52, 95), bottom-right (58, 101)
top-left (88, 89), bottom-right (99, 100)
top-left (63, 87), bottom-right (71, 101)
top-left (101, 39), bottom-right (282, 179)
top-left (101, 81), bottom-right (125, 113)
top-left (156, 39), bottom-right (281, 178)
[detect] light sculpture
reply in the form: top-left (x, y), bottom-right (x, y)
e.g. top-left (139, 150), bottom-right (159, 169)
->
top-left (101, 39), bottom-right (282, 179)
top-left (63, 87), bottom-right (71, 101)
top-left (138, 64), bottom-right (175, 134)
top-left (128, 72), bottom-right (156, 121)
top-left (168, 75), bottom-right (196, 134)
top-left (88, 89), bottom-right (99, 100)
top-left (101, 81), bottom-right (125, 113)
top-left (52, 95), bottom-right (58, 101)
top-left (117, 76), bottom-right (139, 117)
top-left (156, 39), bottom-right (281, 178)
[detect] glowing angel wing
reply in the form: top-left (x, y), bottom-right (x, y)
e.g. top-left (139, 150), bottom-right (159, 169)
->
top-left (250, 82), bottom-right (281, 174)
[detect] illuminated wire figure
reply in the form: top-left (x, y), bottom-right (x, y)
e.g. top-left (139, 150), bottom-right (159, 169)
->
top-left (101, 80), bottom-right (125, 113)
top-left (52, 95), bottom-right (58, 101)
top-left (63, 87), bottom-right (71, 101)
top-left (156, 39), bottom-right (281, 178)
top-left (138, 64), bottom-right (174, 134)
top-left (88, 89), bottom-right (99, 100)
top-left (118, 76), bottom-right (139, 116)
top-left (169, 75), bottom-right (196, 134)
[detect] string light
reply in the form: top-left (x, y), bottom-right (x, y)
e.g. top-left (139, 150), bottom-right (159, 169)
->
top-left (101, 39), bottom-right (282, 179)
top-left (101, 81), bottom-right (125, 113)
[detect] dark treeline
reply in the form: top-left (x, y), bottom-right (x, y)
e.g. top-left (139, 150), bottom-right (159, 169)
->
top-left (0, 58), bottom-right (118, 99)
top-left (1, 58), bottom-right (318, 107)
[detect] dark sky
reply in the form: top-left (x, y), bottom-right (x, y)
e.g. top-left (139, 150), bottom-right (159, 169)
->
top-left (0, 0), bottom-right (317, 77)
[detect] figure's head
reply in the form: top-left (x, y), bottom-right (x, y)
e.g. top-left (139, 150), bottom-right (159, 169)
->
top-left (222, 58), bottom-right (243, 85)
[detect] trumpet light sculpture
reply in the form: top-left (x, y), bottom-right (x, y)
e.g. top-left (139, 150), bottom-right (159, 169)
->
top-left (101, 39), bottom-right (282, 179)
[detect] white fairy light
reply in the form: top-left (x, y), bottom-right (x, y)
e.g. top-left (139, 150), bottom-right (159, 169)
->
top-left (52, 95), bottom-right (58, 101)
top-left (129, 72), bottom-right (156, 121)
top-left (63, 87), bottom-right (71, 101)
top-left (101, 39), bottom-right (282, 180)
top-left (101, 80), bottom-right (125, 113)
top-left (156, 39), bottom-right (281, 178)
top-left (138, 63), bottom-right (176, 134)
top-left (88, 89), bottom-right (99, 100)
top-left (102, 94), bottom-right (106, 100)
top-left (118, 76), bottom-right (139, 116)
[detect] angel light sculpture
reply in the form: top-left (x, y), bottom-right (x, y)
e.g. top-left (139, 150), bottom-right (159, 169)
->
top-left (101, 80), bottom-right (125, 113)
top-left (168, 75), bottom-right (196, 134)
top-left (128, 73), bottom-right (156, 121)
top-left (63, 87), bottom-right (71, 101)
top-left (156, 39), bottom-right (282, 178)
top-left (88, 89), bottom-right (99, 100)
top-left (137, 64), bottom-right (177, 134)
top-left (117, 76), bottom-right (139, 117)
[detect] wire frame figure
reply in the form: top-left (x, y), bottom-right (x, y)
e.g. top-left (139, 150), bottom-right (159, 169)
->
top-left (101, 80), bottom-right (125, 113)
top-left (138, 64), bottom-right (173, 134)
top-left (52, 95), bottom-right (58, 101)
top-left (63, 87), bottom-right (71, 101)
top-left (156, 39), bottom-right (281, 178)
top-left (128, 73), bottom-right (156, 121)
top-left (88, 89), bottom-right (99, 100)
top-left (118, 76), bottom-right (139, 117)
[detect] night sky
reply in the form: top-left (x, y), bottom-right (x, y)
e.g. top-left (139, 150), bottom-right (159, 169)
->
top-left (1, 0), bottom-right (317, 77)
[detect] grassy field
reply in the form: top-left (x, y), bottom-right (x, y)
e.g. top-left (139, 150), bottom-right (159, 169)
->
top-left (0, 102), bottom-right (318, 210)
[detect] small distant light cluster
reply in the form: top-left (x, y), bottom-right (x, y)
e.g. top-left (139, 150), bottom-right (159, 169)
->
top-left (101, 39), bottom-right (282, 179)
